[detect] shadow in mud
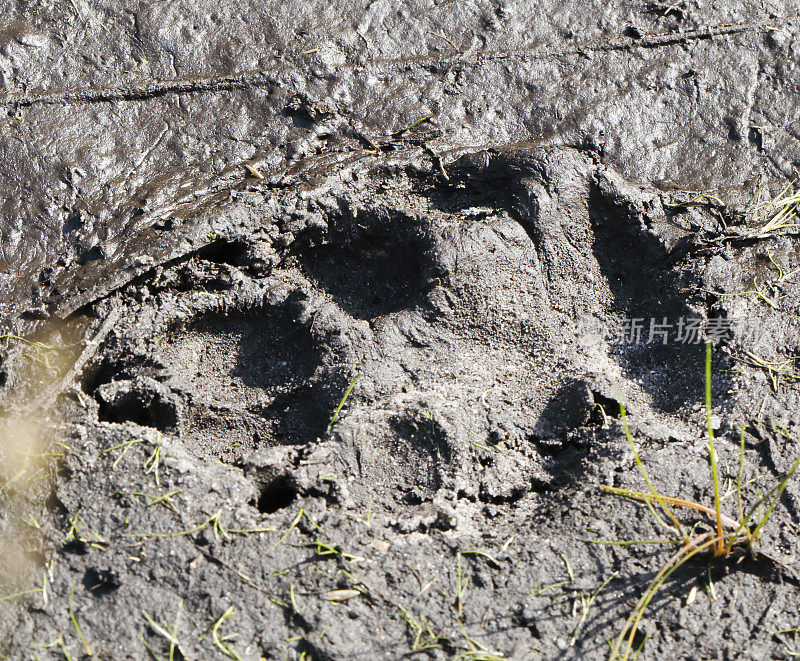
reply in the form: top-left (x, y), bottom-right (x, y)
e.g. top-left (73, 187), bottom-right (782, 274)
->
top-left (220, 307), bottom-right (321, 391)
top-left (84, 300), bottom-right (348, 449)
top-left (81, 351), bottom-right (160, 396)
top-left (588, 179), bottom-right (715, 413)
top-left (199, 303), bottom-right (347, 445)
top-left (96, 377), bottom-right (181, 432)
top-left (522, 380), bottom-right (597, 488)
top-left (532, 379), bottom-right (596, 438)
top-left (387, 412), bottom-right (449, 495)
top-left (251, 380), bottom-right (346, 445)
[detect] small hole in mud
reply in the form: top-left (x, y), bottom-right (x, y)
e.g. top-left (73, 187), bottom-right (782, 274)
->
top-left (623, 25), bottom-right (642, 39)
top-left (531, 436), bottom-right (564, 457)
top-left (63, 538), bottom-right (88, 555)
top-left (590, 391), bottom-right (622, 421)
top-left (257, 475), bottom-right (298, 514)
top-left (401, 491), bottom-right (423, 505)
top-left (197, 239), bottom-right (249, 267)
top-left (82, 568), bottom-right (119, 597)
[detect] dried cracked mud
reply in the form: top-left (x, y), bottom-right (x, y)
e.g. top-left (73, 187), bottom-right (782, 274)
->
top-left (2, 1), bottom-right (800, 659)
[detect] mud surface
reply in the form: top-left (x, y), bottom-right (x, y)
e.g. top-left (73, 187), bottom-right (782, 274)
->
top-left (1, 2), bottom-right (800, 659)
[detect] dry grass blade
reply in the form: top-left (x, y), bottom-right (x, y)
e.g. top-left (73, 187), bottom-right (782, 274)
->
top-left (704, 342), bottom-right (724, 555)
top-left (760, 192), bottom-right (800, 236)
top-left (609, 534), bottom-right (721, 660)
top-left (600, 486), bottom-right (739, 530)
top-left (618, 403), bottom-right (688, 541)
top-left (741, 351), bottom-right (800, 391)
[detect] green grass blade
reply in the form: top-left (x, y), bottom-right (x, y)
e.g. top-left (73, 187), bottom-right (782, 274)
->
top-left (705, 342), bottom-right (724, 554)
top-left (329, 374), bottom-right (361, 429)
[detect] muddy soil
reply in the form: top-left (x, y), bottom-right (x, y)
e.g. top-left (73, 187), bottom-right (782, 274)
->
top-left (1, 2), bottom-right (800, 659)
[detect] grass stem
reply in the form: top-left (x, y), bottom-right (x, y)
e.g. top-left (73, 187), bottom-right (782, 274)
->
top-left (705, 342), bottom-right (724, 555)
